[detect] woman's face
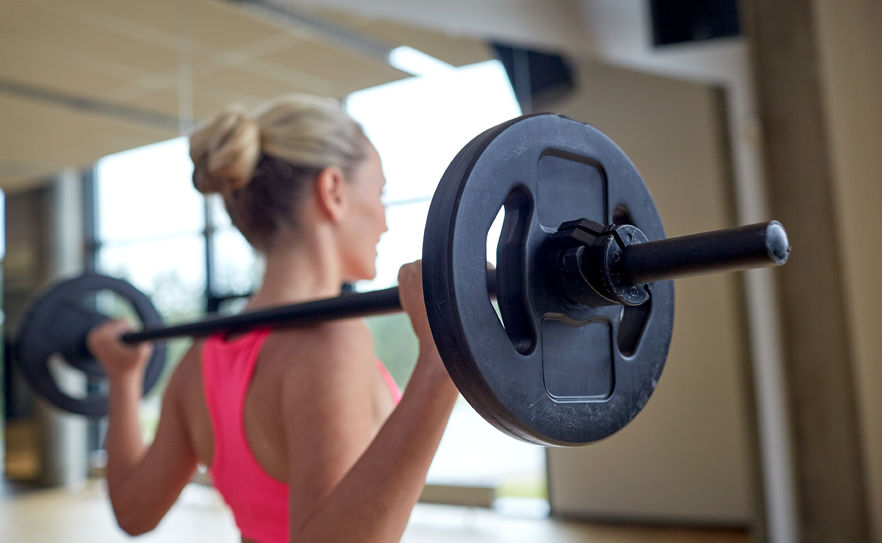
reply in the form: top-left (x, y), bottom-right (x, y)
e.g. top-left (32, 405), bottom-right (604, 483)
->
top-left (339, 140), bottom-right (388, 282)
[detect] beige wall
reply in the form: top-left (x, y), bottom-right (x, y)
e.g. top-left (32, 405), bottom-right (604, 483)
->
top-left (545, 59), bottom-right (754, 524)
top-left (812, 1), bottom-right (882, 539)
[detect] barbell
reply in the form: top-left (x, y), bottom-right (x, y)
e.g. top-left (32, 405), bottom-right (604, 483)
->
top-left (14, 113), bottom-right (790, 446)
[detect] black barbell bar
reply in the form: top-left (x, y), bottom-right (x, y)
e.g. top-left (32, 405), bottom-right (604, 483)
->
top-left (118, 220), bottom-right (788, 346)
top-left (123, 282), bottom-right (409, 344)
top-left (621, 220), bottom-right (790, 284)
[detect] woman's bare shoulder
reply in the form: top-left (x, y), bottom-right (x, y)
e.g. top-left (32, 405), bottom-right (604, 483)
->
top-left (162, 341), bottom-right (205, 399)
top-left (266, 319), bottom-right (376, 382)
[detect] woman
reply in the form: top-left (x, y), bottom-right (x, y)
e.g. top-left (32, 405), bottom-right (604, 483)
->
top-left (87, 94), bottom-right (459, 543)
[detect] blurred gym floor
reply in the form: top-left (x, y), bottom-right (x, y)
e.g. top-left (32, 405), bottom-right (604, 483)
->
top-left (2, 420), bottom-right (747, 542)
top-left (0, 481), bottom-right (748, 543)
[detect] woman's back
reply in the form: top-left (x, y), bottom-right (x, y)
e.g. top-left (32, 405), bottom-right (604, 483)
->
top-left (171, 320), bottom-right (398, 542)
top-left (176, 321), bottom-right (396, 478)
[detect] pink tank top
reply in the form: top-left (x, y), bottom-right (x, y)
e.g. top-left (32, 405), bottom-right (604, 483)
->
top-left (201, 329), bottom-right (401, 543)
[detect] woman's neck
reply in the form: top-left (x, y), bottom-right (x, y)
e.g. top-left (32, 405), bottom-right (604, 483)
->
top-left (246, 230), bottom-right (345, 310)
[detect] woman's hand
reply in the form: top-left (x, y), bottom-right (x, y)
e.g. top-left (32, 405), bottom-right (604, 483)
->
top-left (398, 260), bottom-right (453, 379)
top-left (87, 319), bottom-right (153, 381)
top-left (397, 261), bottom-right (434, 349)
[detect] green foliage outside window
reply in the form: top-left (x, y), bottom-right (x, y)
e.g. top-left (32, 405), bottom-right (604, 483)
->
top-left (365, 313), bottom-right (419, 389)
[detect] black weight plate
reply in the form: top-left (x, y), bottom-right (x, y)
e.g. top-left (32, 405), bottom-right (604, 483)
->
top-left (422, 113), bottom-right (674, 446)
top-left (15, 273), bottom-right (167, 417)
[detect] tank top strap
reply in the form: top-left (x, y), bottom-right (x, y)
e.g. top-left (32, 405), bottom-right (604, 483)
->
top-left (201, 328), bottom-right (273, 474)
top-left (374, 359), bottom-right (403, 404)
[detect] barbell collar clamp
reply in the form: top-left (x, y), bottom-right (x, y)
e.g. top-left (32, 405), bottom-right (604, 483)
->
top-left (552, 219), bottom-right (790, 309)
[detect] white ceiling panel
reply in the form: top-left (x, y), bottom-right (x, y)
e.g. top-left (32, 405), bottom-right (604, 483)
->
top-left (0, 0), bottom-right (492, 191)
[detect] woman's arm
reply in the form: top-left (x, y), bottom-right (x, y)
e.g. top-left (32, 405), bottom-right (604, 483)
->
top-left (291, 356), bottom-right (457, 542)
top-left (88, 322), bottom-right (199, 535)
top-left (284, 261), bottom-right (459, 543)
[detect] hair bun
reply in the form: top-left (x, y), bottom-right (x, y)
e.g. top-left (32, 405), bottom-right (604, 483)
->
top-left (189, 107), bottom-right (260, 194)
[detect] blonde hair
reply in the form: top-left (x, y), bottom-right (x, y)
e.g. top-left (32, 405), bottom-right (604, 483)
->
top-left (189, 94), bottom-right (366, 251)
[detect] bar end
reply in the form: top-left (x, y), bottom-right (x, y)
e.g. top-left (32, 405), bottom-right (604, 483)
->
top-left (766, 220), bottom-right (791, 265)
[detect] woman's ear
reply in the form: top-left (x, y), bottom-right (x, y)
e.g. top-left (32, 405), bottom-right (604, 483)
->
top-left (314, 166), bottom-right (347, 222)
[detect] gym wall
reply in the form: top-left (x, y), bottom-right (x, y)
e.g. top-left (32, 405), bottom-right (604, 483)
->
top-left (812, 1), bottom-right (882, 537)
top-left (545, 59), bottom-right (753, 525)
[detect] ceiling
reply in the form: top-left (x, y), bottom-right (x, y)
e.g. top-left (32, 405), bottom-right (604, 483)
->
top-left (0, 0), bottom-right (492, 192)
